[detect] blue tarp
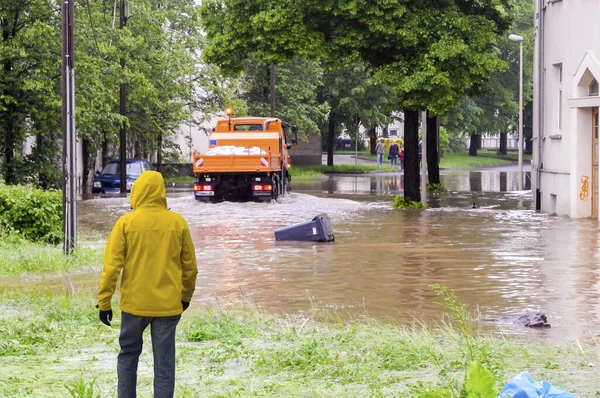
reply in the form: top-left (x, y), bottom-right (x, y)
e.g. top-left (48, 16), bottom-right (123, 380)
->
top-left (498, 371), bottom-right (574, 398)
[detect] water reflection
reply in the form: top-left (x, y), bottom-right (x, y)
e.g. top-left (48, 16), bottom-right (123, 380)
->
top-left (294, 170), bottom-right (531, 197)
top-left (4, 168), bottom-right (599, 343)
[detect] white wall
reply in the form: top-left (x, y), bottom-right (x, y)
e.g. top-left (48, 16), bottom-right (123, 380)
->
top-left (534, 0), bottom-right (600, 217)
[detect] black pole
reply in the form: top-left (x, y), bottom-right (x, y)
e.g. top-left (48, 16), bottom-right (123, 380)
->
top-left (62, 0), bottom-right (77, 254)
top-left (119, 0), bottom-right (128, 194)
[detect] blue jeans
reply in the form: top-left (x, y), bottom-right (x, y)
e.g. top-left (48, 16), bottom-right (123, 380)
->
top-left (118, 312), bottom-right (181, 398)
top-left (390, 155), bottom-right (398, 166)
top-left (377, 153), bottom-right (384, 165)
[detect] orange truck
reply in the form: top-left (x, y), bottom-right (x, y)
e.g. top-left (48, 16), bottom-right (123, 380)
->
top-left (192, 117), bottom-right (298, 202)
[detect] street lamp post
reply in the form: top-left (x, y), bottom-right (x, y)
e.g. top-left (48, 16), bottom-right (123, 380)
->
top-left (509, 33), bottom-right (524, 191)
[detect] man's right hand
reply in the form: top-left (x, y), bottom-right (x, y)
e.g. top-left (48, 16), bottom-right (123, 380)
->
top-left (99, 309), bottom-right (113, 326)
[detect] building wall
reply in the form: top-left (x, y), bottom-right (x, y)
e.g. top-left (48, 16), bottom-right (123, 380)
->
top-left (534, 0), bottom-right (600, 217)
top-left (291, 130), bottom-right (322, 165)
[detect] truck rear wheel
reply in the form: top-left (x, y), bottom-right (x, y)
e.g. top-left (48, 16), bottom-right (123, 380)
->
top-left (283, 169), bottom-right (291, 195)
top-left (271, 176), bottom-right (279, 202)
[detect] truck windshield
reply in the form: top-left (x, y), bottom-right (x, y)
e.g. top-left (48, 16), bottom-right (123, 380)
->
top-left (234, 124), bottom-right (263, 131)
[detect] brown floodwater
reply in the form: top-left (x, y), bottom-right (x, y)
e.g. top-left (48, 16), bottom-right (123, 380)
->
top-left (5, 168), bottom-right (600, 342)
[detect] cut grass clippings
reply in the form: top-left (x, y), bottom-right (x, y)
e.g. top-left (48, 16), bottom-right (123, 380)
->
top-left (0, 290), bottom-right (598, 397)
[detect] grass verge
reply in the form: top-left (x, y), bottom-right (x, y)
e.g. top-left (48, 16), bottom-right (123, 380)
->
top-left (0, 234), bottom-right (102, 276)
top-left (290, 164), bottom-right (396, 179)
top-left (0, 289), bottom-right (597, 397)
top-left (440, 150), bottom-right (532, 169)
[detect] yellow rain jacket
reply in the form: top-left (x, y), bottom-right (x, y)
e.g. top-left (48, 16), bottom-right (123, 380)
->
top-left (97, 170), bottom-right (198, 317)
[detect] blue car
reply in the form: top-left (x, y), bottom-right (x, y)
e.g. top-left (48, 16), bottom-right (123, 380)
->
top-left (92, 159), bottom-right (154, 194)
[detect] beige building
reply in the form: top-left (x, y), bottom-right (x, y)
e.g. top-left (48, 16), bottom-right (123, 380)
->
top-left (533, 0), bottom-right (600, 217)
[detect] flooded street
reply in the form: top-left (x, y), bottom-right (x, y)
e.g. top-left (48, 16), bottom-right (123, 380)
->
top-left (7, 167), bottom-right (600, 343)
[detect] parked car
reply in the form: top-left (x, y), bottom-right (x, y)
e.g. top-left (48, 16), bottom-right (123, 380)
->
top-left (92, 159), bottom-right (154, 194)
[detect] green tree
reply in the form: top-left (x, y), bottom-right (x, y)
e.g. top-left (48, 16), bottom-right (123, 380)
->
top-left (0, 0), bottom-right (61, 186)
top-left (318, 63), bottom-right (392, 166)
top-left (239, 57), bottom-right (329, 135)
top-left (199, 0), bottom-right (512, 202)
top-left (74, 0), bottom-right (226, 188)
top-left (443, 0), bottom-right (533, 157)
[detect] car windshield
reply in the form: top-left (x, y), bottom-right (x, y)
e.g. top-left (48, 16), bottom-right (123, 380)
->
top-left (101, 162), bottom-right (144, 176)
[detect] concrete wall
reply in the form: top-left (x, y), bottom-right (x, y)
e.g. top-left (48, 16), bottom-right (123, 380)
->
top-left (290, 130), bottom-right (322, 166)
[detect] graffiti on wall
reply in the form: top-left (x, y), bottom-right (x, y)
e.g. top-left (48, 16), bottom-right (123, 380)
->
top-left (580, 175), bottom-right (589, 201)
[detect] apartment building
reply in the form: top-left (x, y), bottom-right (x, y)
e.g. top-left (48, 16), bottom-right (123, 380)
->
top-left (533, 0), bottom-right (600, 217)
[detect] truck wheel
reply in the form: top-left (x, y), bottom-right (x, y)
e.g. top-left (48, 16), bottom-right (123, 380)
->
top-left (283, 171), bottom-right (291, 195)
top-left (271, 176), bottom-right (279, 202)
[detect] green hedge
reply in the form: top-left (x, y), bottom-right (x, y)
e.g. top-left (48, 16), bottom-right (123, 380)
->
top-left (0, 184), bottom-right (62, 244)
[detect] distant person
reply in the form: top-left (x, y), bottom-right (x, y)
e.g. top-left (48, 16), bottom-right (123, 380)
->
top-left (97, 170), bottom-right (198, 398)
top-left (418, 139), bottom-right (423, 162)
top-left (375, 138), bottom-right (385, 165)
top-left (399, 146), bottom-right (405, 170)
top-left (389, 140), bottom-right (399, 166)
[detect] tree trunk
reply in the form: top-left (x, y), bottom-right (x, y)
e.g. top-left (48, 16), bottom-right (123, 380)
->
top-left (426, 113), bottom-right (440, 185)
top-left (403, 109), bottom-right (420, 202)
top-left (499, 132), bottom-right (507, 154)
top-left (101, 131), bottom-right (108, 166)
top-left (525, 134), bottom-right (532, 155)
top-left (2, 106), bottom-right (16, 184)
top-left (382, 125), bottom-right (389, 138)
top-left (368, 126), bottom-right (377, 155)
top-left (327, 113), bottom-right (335, 166)
top-left (469, 133), bottom-right (479, 156)
top-left (81, 137), bottom-right (93, 194)
top-left (156, 134), bottom-right (162, 172)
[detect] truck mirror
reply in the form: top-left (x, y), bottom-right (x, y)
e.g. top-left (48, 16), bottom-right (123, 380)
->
top-left (291, 126), bottom-right (298, 146)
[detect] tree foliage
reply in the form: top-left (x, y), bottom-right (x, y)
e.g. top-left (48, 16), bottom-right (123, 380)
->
top-left (199, 0), bottom-right (513, 200)
top-left (0, 0), bottom-right (232, 190)
top-left (239, 57), bottom-right (329, 135)
top-left (443, 0), bottom-right (534, 153)
top-left (0, 0), bottom-right (61, 186)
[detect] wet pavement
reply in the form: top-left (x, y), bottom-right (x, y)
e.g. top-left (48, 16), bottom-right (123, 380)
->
top-left (4, 162), bottom-right (599, 343)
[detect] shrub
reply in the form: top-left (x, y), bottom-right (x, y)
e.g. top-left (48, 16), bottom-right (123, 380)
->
top-left (392, 196), bottom-right (427, 209)
top-left (0, 183), bottom-right (62, 244)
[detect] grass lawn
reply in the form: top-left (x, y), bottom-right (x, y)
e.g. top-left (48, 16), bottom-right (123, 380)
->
top-left (290, 164), bottom-right (396, 179)
top-left (441, 150), bottom-right (532, 169)
top-left (0, 287), bottom-right (597, 397)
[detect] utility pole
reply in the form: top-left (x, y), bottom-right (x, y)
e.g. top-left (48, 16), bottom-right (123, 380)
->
top-left (61, 0), bottom-right (77, 254)
top-left (269, 64), bottom-right (276, 117)
top-left (119, 0), bottom-right (129, 194)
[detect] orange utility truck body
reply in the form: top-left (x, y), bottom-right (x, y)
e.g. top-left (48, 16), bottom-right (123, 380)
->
top-left (193, 117), bottom-right (297, 202)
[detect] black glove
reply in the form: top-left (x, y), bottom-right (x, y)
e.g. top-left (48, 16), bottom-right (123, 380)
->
top-left (99, 309), bottom-right (113, 326)
top-left (181, 301), bottom-right (190, 312)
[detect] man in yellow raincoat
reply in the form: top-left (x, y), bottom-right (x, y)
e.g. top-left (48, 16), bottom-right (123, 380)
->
top-left (97, 170), bottom-right (198, 398)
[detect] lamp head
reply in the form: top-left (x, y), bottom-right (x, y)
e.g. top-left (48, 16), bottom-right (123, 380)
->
top-left (508, 34), bottom-right (524, 42)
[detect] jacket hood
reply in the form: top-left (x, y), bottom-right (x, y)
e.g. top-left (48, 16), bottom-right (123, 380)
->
top-left (130, 170), bottom-right (167, 210)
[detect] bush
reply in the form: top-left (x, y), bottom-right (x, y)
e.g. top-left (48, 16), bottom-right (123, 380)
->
top-left (0, 183), bottom-right (62, 244)
top-left (392, 196), bottom-right (427, 209)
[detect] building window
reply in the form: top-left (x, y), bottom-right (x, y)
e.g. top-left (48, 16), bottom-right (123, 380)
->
top-left (558, 65), bottom-right (563, 131)
top-left (590, 79), bottom-right (599, 96)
